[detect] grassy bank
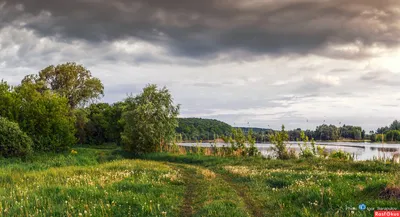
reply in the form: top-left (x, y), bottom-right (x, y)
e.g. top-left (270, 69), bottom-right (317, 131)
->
top-left (0, 146), bottom-right (399, 216)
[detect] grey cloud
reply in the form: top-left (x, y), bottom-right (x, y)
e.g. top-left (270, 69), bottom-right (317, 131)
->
top-left (360, 70), bottom-right (400, 86)
top-left (1, 0), bottom-right (400, 61)
top-left (382, 104), bottom-right (398, 107)
top-left (295, 73), bottom-right (341, 93)
top-left (336, 92), bottom-right (352, 96)
top-left (330, 68), bottom-right (352, 73)
top-left (298, 65), bottom-right (320, 72)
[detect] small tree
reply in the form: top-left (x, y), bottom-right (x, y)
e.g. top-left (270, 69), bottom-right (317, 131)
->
top-left (246, 129), bottom-right (260, 157)
top-left (230, 128), bottom-right (247, 152)
top-left (269, 125), bottom-right (291, 160)
top-left (298, 131), bottom-right (313, 158)
top-left (121, 84), bottom-right (180, 154)
top-left (221, 129), bottom-right (260, 157)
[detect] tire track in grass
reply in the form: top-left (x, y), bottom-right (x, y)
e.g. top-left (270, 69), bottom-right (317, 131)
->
top-left (171, 164), bottom-right (197, 217)
top-left (212, 169), bottom-right (264, 217)
top-left (170, 162), bottom-right (262, 217)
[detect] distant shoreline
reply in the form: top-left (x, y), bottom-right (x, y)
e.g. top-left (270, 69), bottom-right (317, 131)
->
top-left (181, 139), bottom-right (400, 144)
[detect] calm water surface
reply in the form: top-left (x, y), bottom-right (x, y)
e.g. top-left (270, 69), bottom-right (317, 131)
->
top-left (180, 142), bottom-right (400, 161)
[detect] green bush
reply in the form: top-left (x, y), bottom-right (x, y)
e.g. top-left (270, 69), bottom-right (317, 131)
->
top-left (15, 83), bottom-right (76, 152)
top-left (269, 125), bottom-right (291, 160)
top-left (298, 132), bottom-right (316, 158)
top-left (0, 117), bottom-right (33, 158)
top-left (0, 81), bottom-right (76, 152)
top-left (329, 150), bottom-right (352, 160)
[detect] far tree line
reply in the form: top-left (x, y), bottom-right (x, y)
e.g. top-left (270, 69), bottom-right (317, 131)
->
top-left (175, 118), bottom-right (400, 142)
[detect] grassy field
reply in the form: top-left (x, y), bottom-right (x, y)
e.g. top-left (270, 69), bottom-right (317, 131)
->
top-left (0, 146), bottom-right (399, 217)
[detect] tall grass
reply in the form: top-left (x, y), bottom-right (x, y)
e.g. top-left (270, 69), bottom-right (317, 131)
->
top-left (0, 147), bottom-right (184, 217)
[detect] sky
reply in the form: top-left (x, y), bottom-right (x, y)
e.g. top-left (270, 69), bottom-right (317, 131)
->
top-left (1, 0), bottom-right (400, 132)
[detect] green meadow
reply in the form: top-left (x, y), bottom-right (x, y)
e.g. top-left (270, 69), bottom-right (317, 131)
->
top-left (0, 146), bottom-right (398, 217)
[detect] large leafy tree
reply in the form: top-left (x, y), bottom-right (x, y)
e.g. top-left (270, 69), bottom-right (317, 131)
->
top-left (121, 84), bottom-right (180, 154)
top-left (0, 81), bottom-right (76, 152)
top-left (22, 62), bottom-right (104, 109)
top-left (15, 82), bottom-right (76, 151)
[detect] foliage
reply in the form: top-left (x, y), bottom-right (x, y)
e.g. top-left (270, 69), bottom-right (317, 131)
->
top-left (385, 130), bottom-right (400, 142)
top-left (74, 102), bottom-right (126, 145)
top-left (377, 126), bottom-right (390, 134)
top-left (389, 120), bottom-right (400, 131)
top-left (225, 128), bottom-right (260, 157)
top-left (370, 133), bottom-right (377, 142)
top-left (176, 118), bottom-right (232, 141)
top-left (374, 134), bottom-right (385, 142)
top-left (317, 145), bottom-right (329, 158)
top-left (314, 124), bottom-right (340, 141)
top-left (16, 83), bottom-right (76, 151)
top-left (339, 125), bottom-right (364, 140)
top-left (239, 127), bottom-right (274, 143)
top-left (298, 131), bottom-right (316, 158)
top-left (74, 108), bottom-right (89, 144)
top-left (22, 62), bottom-right (104, 109)
top-left (370, 121), bottom-right (400, 142)
top-left (0, 81), bottom-right (20, 121)
top-left (329, 150), bottom-right (352, 160)
top-left (84, 103), bottom-right (112, 145)
top-left (121, 84), bottom-right (180, 154)
top-left (284, 124), bottom-right (369, 142)
top-left (287, 128), bottom-right (301, 141)
top-left (104, 102), bottom-right (126, 145)
top-left (230, 128), bottom-right (247, 151)
top-left (0, 117), bottom-right (33, 158)
top-left (375, 120), bottom-right (400, 135)
top-left (269, 125), bottom-right (291, 160)
top-left (246, 129), bottom-right (260, 157)
top-left (0, 82), bottom-right (76, 152)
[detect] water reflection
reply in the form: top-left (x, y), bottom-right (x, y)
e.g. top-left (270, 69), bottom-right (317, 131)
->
top-left (180, 142), bottom-right (400, 161)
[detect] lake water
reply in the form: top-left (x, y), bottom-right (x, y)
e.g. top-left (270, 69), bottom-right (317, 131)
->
top-left (179, 142), bottom-right (400, 161)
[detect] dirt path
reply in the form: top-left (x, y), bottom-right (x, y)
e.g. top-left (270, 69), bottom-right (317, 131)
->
top-left (168, 161), bottom-right (263, 217)
top-left (218, 173), bottom-right (264, 217)
top-left (171, 164), bottom-right (197, 217)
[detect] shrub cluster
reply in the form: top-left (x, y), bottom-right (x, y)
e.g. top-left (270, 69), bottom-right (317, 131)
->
top-left (0, 81), bottom-right (75, 153)
top-left (0, 117), bottom-right (33, 158)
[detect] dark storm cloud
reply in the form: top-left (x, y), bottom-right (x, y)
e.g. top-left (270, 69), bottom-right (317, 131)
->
top-left (1, 0), bottom-right (400, 60)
